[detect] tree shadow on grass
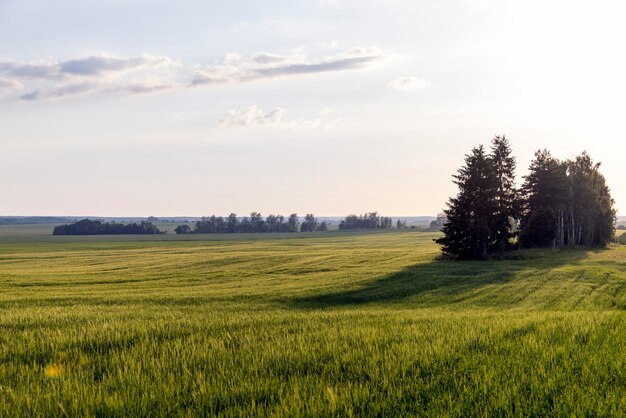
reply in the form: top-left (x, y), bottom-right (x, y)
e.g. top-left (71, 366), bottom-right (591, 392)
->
top-left (287, 249), bottom-right (593, 309)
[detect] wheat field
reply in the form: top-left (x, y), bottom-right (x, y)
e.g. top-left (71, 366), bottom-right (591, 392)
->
top-left (1, 230), bottom-right (626, 416)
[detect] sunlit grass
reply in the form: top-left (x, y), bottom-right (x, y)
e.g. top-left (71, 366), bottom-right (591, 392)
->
top-left (0, 231), bottom-right (625, 416)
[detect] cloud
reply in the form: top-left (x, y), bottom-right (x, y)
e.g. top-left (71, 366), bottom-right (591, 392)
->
top-left (19, 91), bottom-right (40, 101)
top-left (21, 83), bottom-right (96, 101)
top-left (0, 61), bottom-right (59, 79)
top-left (59, 55), bottom-right (174, 76)
top-left (220, 106), bottom-right (342, 130)
top-left (251, 53), bottom-right (294, 65)
top-left (0, 48), bottom-right (381, 101)
top-left (0, 77), bottom-right (22, 90)
top-left (388, 76), bottom-right (430, 92)
top-left (20, 79), bottom-right (179, 101)
top-left (0, 54), bottom-right (182, 101)
top-left (0, 54), bottom-right (175, 80)
top-left (191, 47), bottom-right (381, 86)
top-left (220, 106), bottom-right (285, 128)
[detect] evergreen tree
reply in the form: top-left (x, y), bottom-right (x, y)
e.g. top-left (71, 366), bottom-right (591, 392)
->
top-left (439, 140), bottom-right (615, 256)
top-left (519, 150), bottom-right (569, 248)
top-left (436, 145), bottom-right (498, 259)
top-left (489, 135), bottom-right (519, 252)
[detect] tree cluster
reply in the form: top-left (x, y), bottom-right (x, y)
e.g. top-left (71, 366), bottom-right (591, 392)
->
top-left (436, 136), bottom-right (616, 259)
top-left (175, 213), bottom-right (328, 234)
top-left (338, 212), bottom-right (393, 230)
top-left (519, 150), bottom-right (615, 248)
top-left (53, 219), bottom-right (162, 235)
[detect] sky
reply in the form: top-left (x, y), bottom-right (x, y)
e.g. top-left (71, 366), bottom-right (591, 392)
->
top-left (1, 0), bottom-right (624, 216)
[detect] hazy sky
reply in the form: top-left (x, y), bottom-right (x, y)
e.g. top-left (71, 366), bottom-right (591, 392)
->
top-left (1, 0), bottom-right (624, 216)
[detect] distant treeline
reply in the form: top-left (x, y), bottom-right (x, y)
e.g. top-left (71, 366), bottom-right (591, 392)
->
top-left (176, 212), bottom-right (394, 234)
top-left (53, 219), bottom-right (163, 235)
top-left (338, 213), bottom-right (393, 230)
top-left (175, 213), bottom-right (323, 234)
top-left (437, 136), bottom-right (616, 260)
top-left (0, 216), bottom-right (75, 225)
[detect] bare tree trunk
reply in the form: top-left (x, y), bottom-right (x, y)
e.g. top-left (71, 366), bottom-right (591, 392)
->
top-left (570, 209), bottom-right (576, 247)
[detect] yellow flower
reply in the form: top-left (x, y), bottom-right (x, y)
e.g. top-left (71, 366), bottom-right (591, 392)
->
top-left (45, 364), bottom-right (62, 378)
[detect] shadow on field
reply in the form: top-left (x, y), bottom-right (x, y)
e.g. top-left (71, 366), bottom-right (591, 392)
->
top-left (289, 250), bottom-right (593, 308)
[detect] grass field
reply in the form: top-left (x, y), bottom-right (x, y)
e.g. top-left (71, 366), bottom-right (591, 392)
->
top-left (1, 230), bottom-right (626, 416)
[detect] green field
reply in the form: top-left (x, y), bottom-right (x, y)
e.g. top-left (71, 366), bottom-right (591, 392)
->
top-left (1, 230), bottom-right (626, 416)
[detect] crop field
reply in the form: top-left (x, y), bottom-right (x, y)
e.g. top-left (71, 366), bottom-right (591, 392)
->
top-left (1, 230), bottom-right (626, 416)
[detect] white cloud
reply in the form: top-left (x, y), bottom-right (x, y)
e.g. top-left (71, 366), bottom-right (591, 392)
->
top-left (1, 48), bottom-right (381, 101)
top-left (220, 106), bottom-right (285, 128)
top-left (1, 54), bottom-right (182, 101)
top-left (388, 76), bottom-right (430, 92)
top-left (220, 106), bottom-right (342, 130)
top-left (191, 47), bottom-right (381, 86)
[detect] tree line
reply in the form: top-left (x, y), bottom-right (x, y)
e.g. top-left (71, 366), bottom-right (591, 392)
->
top-left (175, 212), bottom-right (395, 234)
top-left (53, 219), bottom-right (163, 235)
top-left (175, 213), bottom-right (328, 234)
top-left (437, 136), bottom-right (616, 259)
top-left (338, 212), bottom-right (393, 230)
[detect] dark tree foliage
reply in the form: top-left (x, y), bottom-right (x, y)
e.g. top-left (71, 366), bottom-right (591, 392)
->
top-left (317, 221), bottom-right (329, 231)
top-left (195, 215), bottom-right (227, 233)
top-left (249, 212), bottom-right (267, 233)
top-left (435, 145), bottom-right (499, 259)
top-left (490, 136), bottom-right (519, 252)
top-left (266, 214), bottom-right (291, 232)
top-left (437, 138), bottom-right (616, 259)
top-left (287, 213), bottom-right (299, 233)
top-left (520, 151), bottom-right (616, 248)
top-left (518, 150), bottom-right (569, 248)
top-left (338, 212), bottom-right (393, 230)
top-left (174, 224), bottom-right (192, 234)
top-left (300, 214), bottom-right (319, 232)
top-left (178, 212), bottom-right (313, 234)
top-left (53, 219), bottom-right (162, 235)
top-left (227, 213), bottom-right (238, 233)
top-left (239, 216), bottom-right (251, 232)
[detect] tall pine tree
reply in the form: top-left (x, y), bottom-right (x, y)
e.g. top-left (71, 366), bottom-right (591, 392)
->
top-left (489, 135), bottom-right (519, 252)
top-left (436, 145), bottom-right (498, 259)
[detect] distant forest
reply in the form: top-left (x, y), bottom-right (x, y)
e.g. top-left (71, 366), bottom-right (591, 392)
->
top-left (53, 219), bottom-right (162, 235)
top-left (176, 212), bottom-right (394, 234)
top-left (437, 136), bottom-right (616, 260)
top-left (50, 212), bottom-right (398, 235)
top-left (0, 216), bottom-right (75, 225)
